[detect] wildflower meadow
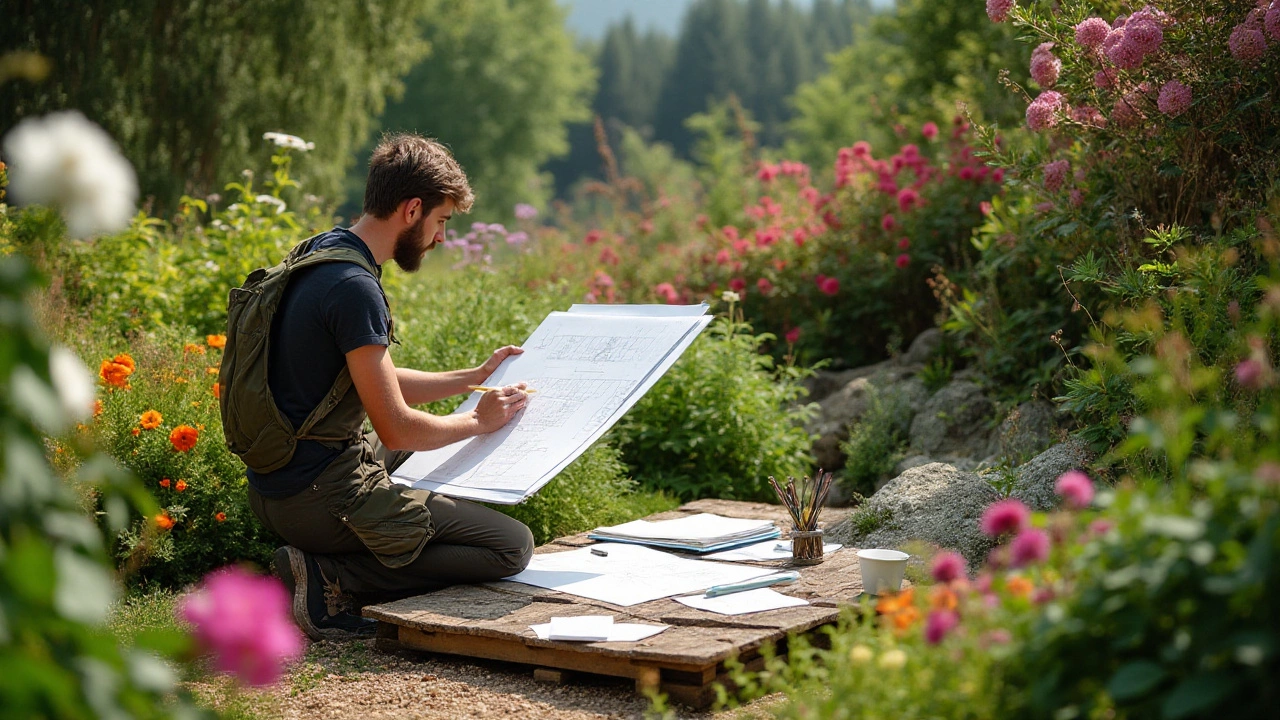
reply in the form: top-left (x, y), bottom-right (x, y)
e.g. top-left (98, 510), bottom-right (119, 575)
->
top-left (2, 0), bottom-right (1280, 718)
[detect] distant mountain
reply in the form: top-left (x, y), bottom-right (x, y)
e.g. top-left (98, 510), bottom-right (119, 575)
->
top-left (561, 0), bottom-right (891, 40)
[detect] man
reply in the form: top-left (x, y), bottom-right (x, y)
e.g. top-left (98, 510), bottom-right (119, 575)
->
top-left (248, 133), bottom-right (534, 640)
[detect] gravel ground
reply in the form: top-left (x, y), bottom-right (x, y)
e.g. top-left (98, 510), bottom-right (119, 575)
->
top-left (190, 638), bottom-right (782, 720)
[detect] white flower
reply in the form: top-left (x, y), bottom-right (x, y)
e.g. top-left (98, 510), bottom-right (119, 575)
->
top-left (49, 345), bottom-right (96, 422)
top-left (877, 648), bottom-right (907, 669)
top-left (3, 111), bottom-right (137, 238)
top-left (262, 131), bottom-right (315, 152)
top-left (721, 291), bottom-right (740, 303)
top-left (254, 194), bottom-right (287, 214)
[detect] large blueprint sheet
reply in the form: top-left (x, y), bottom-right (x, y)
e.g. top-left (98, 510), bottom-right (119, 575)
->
top-left (390, 308), bottom-right (711, 503)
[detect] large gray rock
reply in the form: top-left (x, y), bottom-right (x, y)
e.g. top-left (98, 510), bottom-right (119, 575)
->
top-left (826, 462), bottom-right (999, 565)
top-left (990, 400), bottom-right (1060, 462)
top-left (1010, 438), bottom-right (1093, 511)
top-left (903, 328), bottom-right (943, 365)
top-left (808, 365), bottom-right (928, 471)
top-left (907, 380), bottom-right (994, 458)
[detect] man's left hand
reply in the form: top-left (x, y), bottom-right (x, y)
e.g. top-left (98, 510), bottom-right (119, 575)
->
top-left (476, 345), bottom-right (524, 380)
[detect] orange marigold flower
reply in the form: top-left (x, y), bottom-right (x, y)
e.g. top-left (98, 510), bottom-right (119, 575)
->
top-left (875, 587), bottom-right (915, 615)
top-left (930, 586), bottom-right (959, 611)
top-left (215, 512), bottom-right (227, 522)
top-left (169, 424), bottom-right (199, 452)
top-left (159, 478), bottom-right (171, 488)
top-left (206, 366), bottom-right (219, 375)
top-left (155, 513), bottom-right (175, 530)
top-left (130, 427), bottom-right (141, 436)
top-left (1006, 576), bottom-right (1034, 598)
top-left (93, 399), bottom-right (103, 417)
top-left (184, 342), bottom-right (206, 355)
top-left (140, 409), bottom-right (163, 429)
top-left (100, 360), bottom-right (132, 389)
top-left (212, 382), bottom-right (220, 399)
top-left (175, 479), bottom-right (188, 492)
top-left (206, 334), bottom-right (227, 349)
top-left (891, 605), bottom-right (921, 631)
top-left (112, 353), bottom-right (136, 373)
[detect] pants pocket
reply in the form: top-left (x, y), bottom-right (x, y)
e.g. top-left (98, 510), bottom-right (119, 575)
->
top-left (331, 469), bottom-right (435, 569)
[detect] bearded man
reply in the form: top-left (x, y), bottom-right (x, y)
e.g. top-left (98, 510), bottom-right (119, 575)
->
top-left (245, 133), bottom-right (533, 639)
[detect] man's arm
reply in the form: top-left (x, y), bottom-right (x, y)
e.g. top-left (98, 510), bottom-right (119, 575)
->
top-left (396, 345), bottom-right (524, 406)
top-left (347, 344), bottom-right (528, 452)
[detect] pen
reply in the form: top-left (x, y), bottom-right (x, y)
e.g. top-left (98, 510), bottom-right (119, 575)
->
top-left (467, 385), bottom-right (538, 394)
top-left (704, 571), bottom-right (800, 598)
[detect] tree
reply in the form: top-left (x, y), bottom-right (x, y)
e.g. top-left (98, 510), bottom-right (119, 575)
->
top-left (370, 0), bottom-right (595, 221)
top-left (1, 0), bottom-right (431, 213)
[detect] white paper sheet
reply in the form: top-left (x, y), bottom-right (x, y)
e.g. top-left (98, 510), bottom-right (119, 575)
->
top-left (592, 514), bottom-right (777, 543)
top-left (391, 310), bottom-right (711, 503)
top-left (531, 621), bottom-right (668, 643)
top-left (504, 543), bottom-right (777, 606)
top-left (567, 302), bottom-right (710, 317)
top-left (704, 540), bottom-right (843, 562)
top-left (675, 588), bottom-right (810, 615)
top-left (547, 615), bottom-right (613, 641)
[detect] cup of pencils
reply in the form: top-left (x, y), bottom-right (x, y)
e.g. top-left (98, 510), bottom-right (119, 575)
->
top-left (769, 471), bottom-right (834, 566)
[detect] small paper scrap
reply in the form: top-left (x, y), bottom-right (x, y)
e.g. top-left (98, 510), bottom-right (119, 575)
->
top-left (532, 620), bottom-right (668, 643)
top-left (675, 588), bottom-right (809, 616)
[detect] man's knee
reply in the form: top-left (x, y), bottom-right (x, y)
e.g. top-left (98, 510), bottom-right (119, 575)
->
top-left (495, 522), bottom-right (534, 576)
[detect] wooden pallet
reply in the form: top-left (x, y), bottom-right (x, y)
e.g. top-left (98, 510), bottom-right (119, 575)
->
top-left (364, 499), bottom-right (865, 708)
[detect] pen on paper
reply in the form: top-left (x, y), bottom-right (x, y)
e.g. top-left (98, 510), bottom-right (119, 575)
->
top-left (703, 571), bottom-right (800, 598)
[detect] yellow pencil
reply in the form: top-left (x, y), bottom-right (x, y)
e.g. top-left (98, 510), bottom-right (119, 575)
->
top-left (467, 385), bottom-right (537, 394)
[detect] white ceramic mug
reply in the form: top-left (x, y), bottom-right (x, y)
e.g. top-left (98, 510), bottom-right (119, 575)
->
top-left (856, 548), bottom-right (909, 594)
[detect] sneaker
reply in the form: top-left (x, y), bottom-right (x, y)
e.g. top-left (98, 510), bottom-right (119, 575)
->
top-left (273, 546), bottom-right (377, 641)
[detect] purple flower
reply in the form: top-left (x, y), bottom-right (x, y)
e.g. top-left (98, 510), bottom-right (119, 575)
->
top-left (178, 566), bottom-right (305, 686)
top-left (931, 551), bottom-right (966, 583)
top-left (513, 203), bottom-right (538, 220)
top-left (1042, 160), bottom-right (1070, 192)
top-left (1054, 470), bottom-right (1095, 509)
top-left (1125, 17), bottom-right (1164, 54)
top-left (986, 0), bottom-right (1015, 23)
top-left (1094, 69), bottom-right (1116, 90)
top-left (1075, 17), bottom-right (1111, 48)
top-left (924, 609), bottom-right (960, 644)
top-left (981, 498), bottom-right (1030, 537)
top-left (1268, 4), bottom-right (1280, 41)
top-left (1106, 32), bottom-right (1146, 69)
top-left (1236, 358), bottom-right (1267, 389)
top-left (1229, 24), bottom-right (1268, 63)
top-left (1009, 528), bottom-right (1051, 567)
top-left (1026, 91), bottom-right (1064, 131)
top-left (1030, 43), bottom-right (1061, 88)
top-left (1157, 80), bottom-right (1192, 117)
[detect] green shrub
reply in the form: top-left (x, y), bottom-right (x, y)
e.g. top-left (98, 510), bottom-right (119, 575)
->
top-left (615, 300), bottom-right (816, 500)
top-left (839, 386), bottom-right (913, 497)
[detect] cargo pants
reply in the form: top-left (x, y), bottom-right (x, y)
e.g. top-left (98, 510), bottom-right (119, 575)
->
top-left (248, 431), bottom-right (534, 606)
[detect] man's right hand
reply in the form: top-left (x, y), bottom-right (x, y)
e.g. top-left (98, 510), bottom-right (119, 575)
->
top-left (474, 383), bottom-right (529, 433)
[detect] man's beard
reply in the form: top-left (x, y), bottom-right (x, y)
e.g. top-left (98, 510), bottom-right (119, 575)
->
top-left (392, 214), bottom-right (431, 272)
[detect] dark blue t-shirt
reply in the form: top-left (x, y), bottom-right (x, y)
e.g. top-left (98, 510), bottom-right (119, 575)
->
top-left (246, 228), bottom-right (391, 498)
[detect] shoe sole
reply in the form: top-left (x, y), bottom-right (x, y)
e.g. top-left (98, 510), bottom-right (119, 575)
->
top-left (279, 546), bottom-right (325, 642)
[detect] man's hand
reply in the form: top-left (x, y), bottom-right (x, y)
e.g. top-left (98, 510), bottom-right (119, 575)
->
top-left (474, 384), bottom-right (529, 433)
top-left (475, 345), bottom-right (524, 381)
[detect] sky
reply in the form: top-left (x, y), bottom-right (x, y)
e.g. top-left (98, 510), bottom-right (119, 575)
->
top-left (561, 0), bottom-right (893, 40)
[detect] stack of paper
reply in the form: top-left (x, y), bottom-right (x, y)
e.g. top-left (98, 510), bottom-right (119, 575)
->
top-left (587, 513), bottom-right (780, 553)
top-left (531, 617), bottom-right (669, 643)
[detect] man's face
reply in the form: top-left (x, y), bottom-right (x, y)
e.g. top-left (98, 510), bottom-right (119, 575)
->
top-left (393, 197), bottom-right (454, 272)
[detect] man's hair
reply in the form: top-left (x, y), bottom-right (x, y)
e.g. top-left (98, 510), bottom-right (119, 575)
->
top-left (362, 133), bottom-right (474, 218)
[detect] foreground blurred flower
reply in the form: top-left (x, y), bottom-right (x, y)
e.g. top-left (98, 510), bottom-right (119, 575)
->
top-left (981, 498), bottom-right (1030, 536)
top-left (262, 131), bottom-right (314, 151)
top-left (169, 424), bottom-right (199, 452)
top-left (924, 609), bottom-right (960, 644)
top-left (178, 566), bottom-right (305, 686)
top-left (721, 290), bottom-right (740, 303)
top-left (878, 648), bottom-right (907, 669)
top-left (1054, 470), bottom-right (1095, 508)
top-left (1009, 528), bottom-right (1050, 567)
top-left (2, 111), bottom-right (138, 238)
top-left (785, 327), bottom-right (801, 344)
top-left (513, 203), bottom-right (538, 220)
top-left (930, 551), bottom-right (966, 583)
top-left (206, 334), bottom-right (227, 350)
top-left (155, 513), bottom-right (175, 530)
top-left (49, 345), bottom-right (96, 423)
top-left (654, 282), bottom-right (679, 304)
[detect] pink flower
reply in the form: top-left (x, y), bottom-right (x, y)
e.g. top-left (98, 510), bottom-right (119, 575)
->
top-left (979, 201), bottom-right (993, 216)
top-left (1094, 69), bottom-right (1116, 90)
top-left (981, 498), bottom-right (1030, 536)
top-left (1009, 528), bottom-right (1051, 567)
top-left (1125, 17), bottom-right (1163, 54)
top-left (1075, 17), bottom-right (1111, 48)
top-left (897, 236), bottom-right (911, 250)
top-left (1229, 24), bottom-right (1267, 63)
top-left (1054, 470), bottom-right (1095, 509)
top-left (930, 551), bottom-right (966, 583)
top-left (1268, 4), bottom-right (1280, 41)
top-left (959, 166), bottom-right (976, 181)
top-left (1034, 201), bottom-right (1056, 213)
top-left (1071, 105), bottom-right (1107, 127)
top-left (1030, 42), bottom-right (1061, 88)
top-left (1112, 94), bottom-right (1143, 129)
top-left (714, 248), bottom-right (731, 265)
top-left (1157, 80), bottom-right (1192, 117)
top-left (1025, 91), bottom-right (1063, 132)
top-left (881, 213), bottom-right (897, 231)
top-left (654, 282), bottom-right (679, 304)
top-left (785, 327), bottom-right (801, 344)
top-left (986, 0), bottom-right (1015, 23)
top-left (992, 168), bottom-right (1005, 183)
top-left (756, 277), bottom-right (774, 294)
top-left (584, 230), bottom-right (602, 245)
top-left (757, 163), bottom-right (779, 182)
top-left (1042, 160), bottom-right (1069, 192)
top-left (1236, 358), bottom-right (1267, 389)
top-left (985, 629), bottom-right (1013, 646)
top-left (1088, 518), bottom-right (1115, 536)
top-left (895, 254), bottom-right (911, 269)
top-left (792, 227), bottom-right (809, 247)
top-left (1106, 31), bottom-right (1145, 69)
top-left (178, 566), bottom-right (305, 686)
top-left (1070, 188), bottom-right (1085, 207)
top-left (921, 122), bottom-right (939, 140)
top-left (729, 277), bottom-right (747, 293)
top-left (897, 187), bottom-right (920, 213)
top-left (819, 276), bottom-right (840, 296)
top-left (925, 609), bottom-right (960, 645)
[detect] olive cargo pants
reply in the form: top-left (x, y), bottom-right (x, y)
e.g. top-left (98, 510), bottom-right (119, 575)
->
top-left (248, 432), bottom-right (534, 605)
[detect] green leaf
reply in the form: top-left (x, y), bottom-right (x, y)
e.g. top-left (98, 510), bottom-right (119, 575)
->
top-left (1160, 672), bottom-right (1236, 719)
top-left (1107, 660), bottom-right (1166, 701)
top-left (55, 546), bottom-right (117, 625)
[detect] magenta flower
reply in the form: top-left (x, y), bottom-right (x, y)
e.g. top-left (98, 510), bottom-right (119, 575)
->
top-left (756, 277), bottom-right (774, 294)
top-left (1054, 470), bottom-right (1095, 509)
top-left (986, 0), bottom-right (1014, 23)
top-left (897, 187), bottom-right (920, 213)
top-left (1106, 32), bottom-right (1146, 69)
top-left (513, 203), bottom-right (538, 220)
top-left (981, 498), bottom-right (1030, 537)
top-left (1157, 80), bottom-right (1192, 117)
top-left (1125, 17), bottom-right (1164, 54)
top-left (1075, 17), bottom-right (1111, 48)
top-left (819, 276), bottom-right (840, 296)
top-left (654, 282), bottom-right (679, 304)
top-left (1070, 189), bottom-right (1085, 207)
top-left (1030, 43), bottom-right (1061, 88)
top-left (895, 253), bottom-right (911, 269)
top-left (925, 609), bottom-right (960, 645)
top-left (756, 163), bottom-right (779, 182)
top-left (785, 326), bottom-right (801, 344)
top-left (1268, 4), bottom-right (1280, 41)
top-left (1009, 528), bottom-right (1051, 567)
top-left (1025, 91), bottom-right (1063, 132)
top-left (921, 121), bottom-right (939, 140)
top-left (1088, 518), bottom-right (1115, 536)
top-left (930, 551), bottom-right (966, 583)
top-left (1230, 25), bottom-right (1268, 63)
top-left (1042, 160), bottom-right (1069, 193)
top-left (1236, 358), bottom-right (1267, 389)
top-left (1094, 69), bottom-right (1116, 90)
top-left (881, 213), bottom-right (897, 231)
top-left (897, 236), bottom-right (911, 250)
top-left (178, 566), bottom-right (305, 686)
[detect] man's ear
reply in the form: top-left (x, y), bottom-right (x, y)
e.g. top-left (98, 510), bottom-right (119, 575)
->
top-left (402, 197), bottom-right (422, 223)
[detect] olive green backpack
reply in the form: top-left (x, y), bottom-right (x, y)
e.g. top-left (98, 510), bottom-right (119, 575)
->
top-left (218, 235), bottom-right (389, 473)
